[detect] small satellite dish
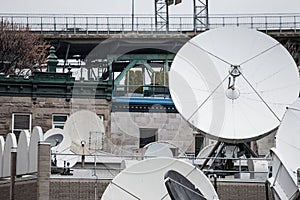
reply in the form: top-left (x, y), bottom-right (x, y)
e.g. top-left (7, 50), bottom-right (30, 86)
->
top-left (44, 128), bottom-right (77, 168)
top-left (101, 157), bottom-right (218, 200)
top-left (144, 142), bottom-right (174, 158)
top-left (45, 133), bottom-right (64, 147)
top-left (143, 141), bottom-right (187, 158)
top-left (169, 27), bottom-right (299, 142)
top-left (164, 170), bottom-right (206, 200)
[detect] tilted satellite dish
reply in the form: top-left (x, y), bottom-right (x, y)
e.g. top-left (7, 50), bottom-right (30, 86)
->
top-left (28, 126), bottom-right (44, 173)
top-left (0, 136), bottom-right (4, 177)
top-left (164, 170), bottom-right (207, 200)
top-left (45, 133), bottom-right (64, 147)
top-left (16, 130), bottom-right (30, 175)
top-left (63, 110), bottom-right (105, 154)
top-left (101, 157), bottom-right (219, 200)
top-left (2, 133), bottom-right (17, 177)
top-left (169, 27), bottom-right (299, 142)
top-left (268, 98), bottom-right (300, 199)
top-left (44, 128), bottom-right (78, 168)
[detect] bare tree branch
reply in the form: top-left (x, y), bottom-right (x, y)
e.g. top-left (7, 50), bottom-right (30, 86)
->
top-left (0, 21), bottom-right (50, 75)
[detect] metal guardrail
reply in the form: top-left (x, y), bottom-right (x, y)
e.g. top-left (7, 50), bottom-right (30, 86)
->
top-left (49, 153), bottom-right (271, 182)
top-left (1, 13), bottom-right (300, 34)
top-left (114, 85), bottom-right (170, 98)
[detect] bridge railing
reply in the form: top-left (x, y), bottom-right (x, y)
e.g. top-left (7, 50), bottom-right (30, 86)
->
top-left (1, 13), bottom-right (300, 34)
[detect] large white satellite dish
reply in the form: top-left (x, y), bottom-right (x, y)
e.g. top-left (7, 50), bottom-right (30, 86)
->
top-left (101, 157), bottom-right (219, 200)
top-left (268, 98), bottom-right (300, 199)
top-left (169, 27), bottom-right (299, 142)
top-left (63, 110), bottom-right (105, 154)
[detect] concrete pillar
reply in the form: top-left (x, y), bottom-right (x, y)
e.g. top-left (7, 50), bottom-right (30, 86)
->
top-left (10, 147), bottom-right (17, 200)
top-left (37, 142), bottom-right (51, 200)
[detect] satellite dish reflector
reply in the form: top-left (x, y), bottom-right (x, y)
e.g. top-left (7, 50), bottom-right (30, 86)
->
top-left (268, 98), bottom-right (300, 199)
top-left (169, 27), bottom-right (299, 142)
top-left (17, 130), bottom-right (30, 175)
top-left (45, 133), bottom-right (64, 147)
top-left (164, 170), bottom-right (206, 200)
top-left (2, 133), bottom-right (17, 177)
top-left (63, 110), bottom-right (105, 154)
top-left (143, 141), bottom-right (187, 158)
top-left (44, 128), bottom-right (78, 168)
top-left (144, 142), bottom-right (174, 158)
top-left (0, 136), bottom-right (4, 177)
top-left (276, 98), bottom-right (300, 170)
top-left (28, 126), bottom-right (44, 173)
top-left (101, 157), bottom-right (218, 200)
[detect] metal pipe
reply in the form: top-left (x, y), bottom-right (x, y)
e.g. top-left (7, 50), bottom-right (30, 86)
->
top-left (132, 0), bottom-right (135, 31)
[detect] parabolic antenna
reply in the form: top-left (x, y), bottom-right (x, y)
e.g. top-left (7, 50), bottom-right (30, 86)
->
top-left (0, 136), bottom-right (4, 177)
top-left (268, 98), bottom-right (300, 199)
top-left (164, 170), bottom-right (206, 200)
top-left (101, 157), bottom-right (218, 200)
top-left (63, 110), bottom-right (105, 154)
top-left (144, 142), bottom-right (173, 158)
top-left (169, 27), bottom-right (299, 142)
top-left (143, 141), bottom-right (186, 158)
top-left (276, 99), bottom-right (300, 171)
top-left (45, 133), bottom-right (64, 147)
top-left (17, 130), bottom-right (30, 175)
top-left (44, 128), bottom-right (78, 168)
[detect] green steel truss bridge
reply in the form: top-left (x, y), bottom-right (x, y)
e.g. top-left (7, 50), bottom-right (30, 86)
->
top-left (1, 13), bottom-right (300, 111)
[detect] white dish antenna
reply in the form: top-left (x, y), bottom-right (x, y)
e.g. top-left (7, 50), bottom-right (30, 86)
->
top-left (144, 143), bottom-right (173, 158)
top-left (63, 110), bottom-right (105, 154)
top-left (16, 130), bottom-right (30, 175)
top-left (44, 128), bottom-right (78, 168)
top-left (0, 136), bottom-right (4, 177)
top-left (169, 27), bottom-right (299, 142)
top-left (268, 98), bottom-right (300, 199)
top-left (2, 133), bottom-right (17, 177)
top-left (143, 142), bottom-right (186, 158)
top-left (45, 132), bottom-right (64, 147)
top-left (101, 157), bottom-right (219, 200)
top-left (276, 99), bottom-right (300, 172)
top-left (28, 126), bottom-right (44, 173)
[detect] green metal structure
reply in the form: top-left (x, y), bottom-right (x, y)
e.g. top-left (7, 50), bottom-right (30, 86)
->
top-left (0, 46), bottom-right (113, 101)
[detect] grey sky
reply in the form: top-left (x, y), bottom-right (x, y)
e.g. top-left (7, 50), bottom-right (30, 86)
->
top-left (0, 0), bottom-right (300, 15)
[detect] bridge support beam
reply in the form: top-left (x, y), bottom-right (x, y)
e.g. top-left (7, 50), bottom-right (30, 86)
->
top-left (155, 0), bottom-right (170, 31)
top-left (193, 0), bottom-right (209, 31)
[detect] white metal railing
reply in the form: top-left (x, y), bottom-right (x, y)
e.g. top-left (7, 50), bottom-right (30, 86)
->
top-left (1, 13), bottom-right (300, 34)
top-left (49, 153), bottom-right (271, 182)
